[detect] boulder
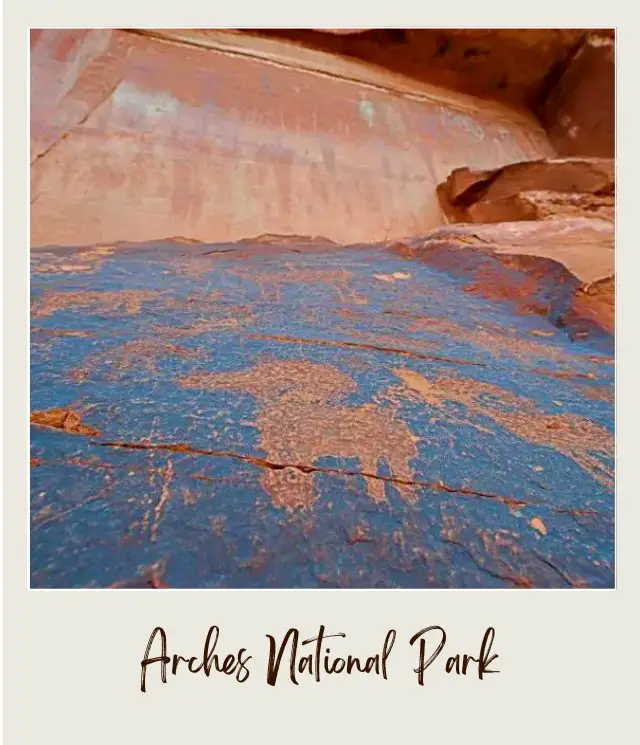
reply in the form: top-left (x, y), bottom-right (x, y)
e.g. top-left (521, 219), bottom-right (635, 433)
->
top-left (465, 191), bottom-right (615, 224)
top-left (437, 157), bottom-right (615, 223)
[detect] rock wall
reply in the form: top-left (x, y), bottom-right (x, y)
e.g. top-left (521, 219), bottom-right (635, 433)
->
top-left (241, 29), bottom-right (587, 110)
top-left (30, 29), bottom-right (555, 248)
top-left (539, 32), bottom-right (615, 158)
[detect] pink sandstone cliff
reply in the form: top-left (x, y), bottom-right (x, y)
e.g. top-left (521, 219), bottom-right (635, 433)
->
top-left (30, 28), bottom-right (556, 247)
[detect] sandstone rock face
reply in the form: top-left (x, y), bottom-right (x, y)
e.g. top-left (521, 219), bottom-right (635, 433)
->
top-left (395, 218), bottom-right (614, 335)
top-left (30, 29), bottom-right (555, 248)
top-left (539, 32), bottom-right (614, 158)
top-left (410, 219), bottom-right (614, 281)
top-left (464, 191), bottom-right (615, 224)
top-left (30, 29), bottom-right (615, 591)
top-left (437, 157), bottom-right (615, 223)
top-left (245, 29), bottom-right (615, 157)
top-left (242, 29), bottom-right (587, 110)
top-left (571, 276), bottom-right (615, 334)
top-left (312, 29), bottom-right (370, 35)
top-left (30, 234), bottom-right (614, 588)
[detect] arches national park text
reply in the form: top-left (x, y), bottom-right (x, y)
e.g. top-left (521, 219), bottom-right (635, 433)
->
top-left (140, 625), bottom-right (499, 691)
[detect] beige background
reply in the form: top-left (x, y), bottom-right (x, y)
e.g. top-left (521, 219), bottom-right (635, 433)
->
top-left (5, 3), bottom-right (635, 743)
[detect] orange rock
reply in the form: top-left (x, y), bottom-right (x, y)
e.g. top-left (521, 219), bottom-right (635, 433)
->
top-left (529, 517), bottom-right (548, 536)
top-left (540, 32), bottom-right (614, 158)
top-left (465, 191), bottom-right (614, 224)
top-left (30, 408), bottom-right (101, 437)
top-left (570, 276), bottom-right (615, 335)
top-left (437, 157), bottom-right (614, 223)
top-left (396, 218), bottom-right (614, 334)
top-left (237, 233), bottom-right (337, 247)
top-left (30, 29), bottom-right (554, 248)
top-left (239, 29), bottom-right (588, 110)
top-left (412, 219), bottom-right (613, 284)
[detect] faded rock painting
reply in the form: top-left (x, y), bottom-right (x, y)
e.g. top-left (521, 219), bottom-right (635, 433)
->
top-left (179, 360), bottom-right (420, 508)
